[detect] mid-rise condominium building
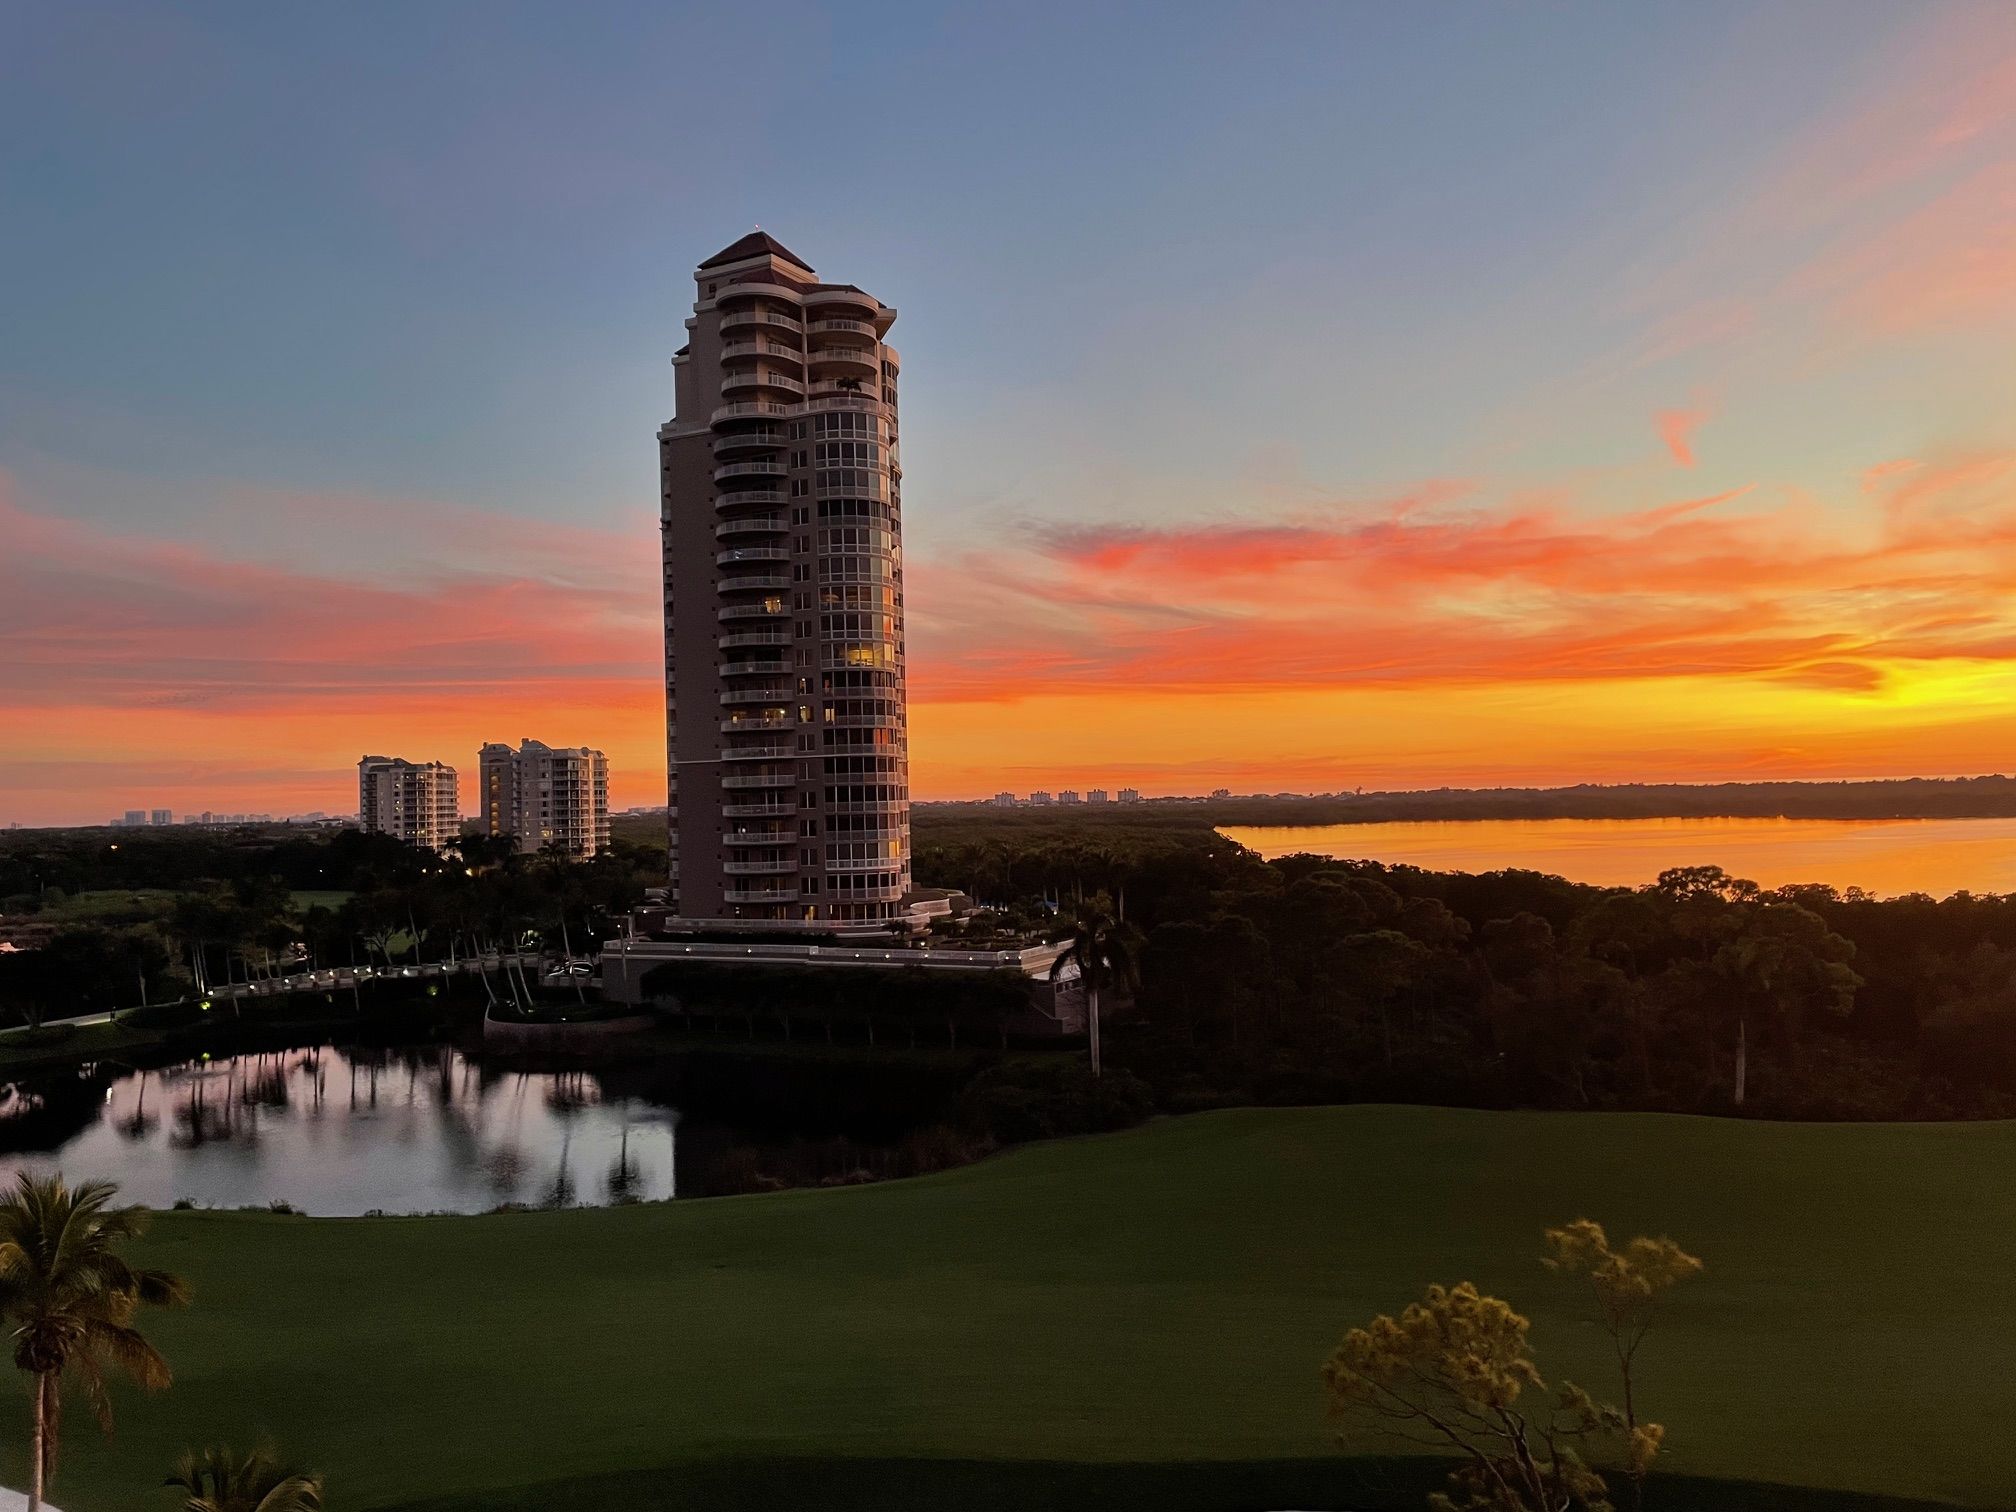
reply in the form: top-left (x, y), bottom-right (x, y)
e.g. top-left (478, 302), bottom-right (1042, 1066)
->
top-left (356, 756), bottom-right (460, 850)
top-left (477, 739), bottom-right (610, 860)
top-left (657, 232), bottom-right (910, 924)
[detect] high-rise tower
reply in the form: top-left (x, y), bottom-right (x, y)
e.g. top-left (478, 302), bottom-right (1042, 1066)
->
top-left (658, 233), bottom-right (910, 925)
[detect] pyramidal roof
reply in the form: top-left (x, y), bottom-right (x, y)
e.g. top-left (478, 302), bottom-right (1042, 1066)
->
top-left (699, 231), bottom-right (814, 273)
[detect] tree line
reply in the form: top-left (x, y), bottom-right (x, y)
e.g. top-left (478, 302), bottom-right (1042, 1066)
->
top-left (918, 822), bottom-right (2016, 1119)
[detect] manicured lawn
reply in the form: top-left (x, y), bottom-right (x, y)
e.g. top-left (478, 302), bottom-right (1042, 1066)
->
top-left (13, 1107), bottom-right (2015, 1511)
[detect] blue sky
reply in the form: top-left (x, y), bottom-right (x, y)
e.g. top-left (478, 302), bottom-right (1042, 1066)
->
top-left (5, 2), bottom-right (2016, 821)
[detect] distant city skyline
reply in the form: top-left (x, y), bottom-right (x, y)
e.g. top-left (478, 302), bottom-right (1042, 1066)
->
top-left (5, 3), bottom-right (2016, 825)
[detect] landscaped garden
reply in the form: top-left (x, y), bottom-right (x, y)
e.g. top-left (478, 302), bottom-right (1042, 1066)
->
top-left (11, 1105), bottom-right (2013, 1510)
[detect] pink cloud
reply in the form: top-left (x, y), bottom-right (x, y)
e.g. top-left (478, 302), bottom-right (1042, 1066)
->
top-left (1656, 407), bottom-right (1710, 467)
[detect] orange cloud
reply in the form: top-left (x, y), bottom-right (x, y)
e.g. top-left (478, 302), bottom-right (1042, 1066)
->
top-left (1655, 407), bottom-right (1710, 467)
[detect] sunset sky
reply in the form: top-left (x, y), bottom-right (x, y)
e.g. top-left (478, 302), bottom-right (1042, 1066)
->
top-left (5, 2), bottom-right (2016, 825)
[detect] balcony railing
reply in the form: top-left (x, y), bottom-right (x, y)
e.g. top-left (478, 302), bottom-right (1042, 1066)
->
top-left (721, 773), bottom-right (796, 790)
top-left (808, 317), bottom-right (875, 338)
top-left (718, 281), bottom-right (807, 304)
top-left (724, 859), bottom-right (798, 876)
top-left (722, 370), bottom-right (807, 396)
top-left (724, 830), bottom-right (795, 847)
top-left (716, 488), bottom-right (787, 509)
top-left (717, 630), bottom-right (790, 649)
top-left (720, 340), bottom-right (803, 364)
top-left (720, 716), bottom-right (792, 732)
top-left (715, 546), bottom-right (788, 565)
top-left (717, 658), bottom-right (791, 676)
top-left (718, 308), bottom-right (804, 333)
top-left (722, 801), bottom-right (794, 817)
top-left (712, 428), bottom-right (786, 452)
top-left (719, 686), bottom-right (792, 705)
top-left (723, 887), bottom-right (799, 903)
top-left (719, 573), bottom-right (790, 592)
top-left (711, 401), bottom-right (794, 425)
top-left (714, 515), bottom-right (787, 538)
top-left (713, 461), bottom-right (786, 483)
top-left (723, 743), bottom-right (796, 761)
top-left (718, 602), bottom-right (788, 622)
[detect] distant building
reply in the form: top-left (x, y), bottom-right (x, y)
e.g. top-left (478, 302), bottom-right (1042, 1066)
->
top-left (358, 756), bottom-right (460, 851)
top-left (1087, 788), bottom-right (1109, 805)
top-left (992, 792), bottom-right (1017, 807)
top-left (1029, 790), bottom-right (1053, 806)
top-left (1058, 790), bottom-right (1081, 805)
top-left (149, 808), bottom-right (173, 826)
top-left (1118, 788), bottom-right (1142, 804)
top-left (479, 739), bottom-right (610, 860)
top-left (121, 810), bottom-right (145, 827)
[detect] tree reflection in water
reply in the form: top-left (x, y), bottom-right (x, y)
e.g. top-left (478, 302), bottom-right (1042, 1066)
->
top-left (0, 1040), bottom-right (679, 1214)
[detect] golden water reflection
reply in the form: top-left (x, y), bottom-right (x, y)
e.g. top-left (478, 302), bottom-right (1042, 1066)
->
top-left (1219, 817), bottom-right (2016, 898)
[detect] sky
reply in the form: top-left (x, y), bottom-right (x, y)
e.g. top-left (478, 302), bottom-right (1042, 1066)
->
top-left (4, 1), bottom-right (2016, 825)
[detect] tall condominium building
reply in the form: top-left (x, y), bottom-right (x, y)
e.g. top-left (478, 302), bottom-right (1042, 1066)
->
top-left (477, 739), bottom-right (610, 860)
top-left (657, 233), bottom-right (910, 924)
top-left (356, 756), bottom-right (460, 850)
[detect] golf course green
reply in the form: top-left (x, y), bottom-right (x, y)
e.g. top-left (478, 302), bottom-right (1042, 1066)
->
top-left (14, 1106), bottom-right (2014, 1511)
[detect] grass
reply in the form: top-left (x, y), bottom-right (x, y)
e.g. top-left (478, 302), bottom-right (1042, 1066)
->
top-left (11, 1106), bottom-right (2014, 1511)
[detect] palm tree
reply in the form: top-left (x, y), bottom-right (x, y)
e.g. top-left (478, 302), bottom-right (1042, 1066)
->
top-left (0, 1174), bottom-right (191, 1511)
top-left (165, 1445), bottom-right (324, 1511)
top-left (1049, 893), bottom-right (1139, 1078)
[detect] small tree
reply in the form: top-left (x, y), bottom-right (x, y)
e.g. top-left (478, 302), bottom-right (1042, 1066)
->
top-left (1325, 1224), bottom-right (1701, 1512)
top-left (1323, 1280), bottom-right (1624, 1512)
top-left (1542, 1221), bottom-right (1702, 1444)
top-left (165, 1444), bottom-right (324, 1511)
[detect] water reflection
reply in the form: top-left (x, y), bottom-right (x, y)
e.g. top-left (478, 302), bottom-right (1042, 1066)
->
top-left (1221, 816), bottom-right (2016, 897)
top-left (0, 1046), bottom-right (678, 1215)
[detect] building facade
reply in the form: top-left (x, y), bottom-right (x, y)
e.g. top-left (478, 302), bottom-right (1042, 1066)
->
top-left (658, 233), bottom-right (910, 924)
top-left (477, 740), bottom-right (610, 860)
top-left (356, 756), bottom-right (460, 850)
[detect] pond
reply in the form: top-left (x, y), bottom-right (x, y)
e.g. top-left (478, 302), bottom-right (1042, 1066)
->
top-left (1219, 815), bottom-right (2016, 897)
top-left (0, 1044), bottom-right (679, 1215)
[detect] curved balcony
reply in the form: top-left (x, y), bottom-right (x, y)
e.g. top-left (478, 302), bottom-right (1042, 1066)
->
top-left (722, 369), bottom-right (806, 397)
top-left (721, 772), bottom-right (796, 790)
top-left (720, 714), bottom-right (792, 732)
top-left (719, 307), bottom-right (805, 335)
top-left (808, 345), bottom-right (878, 374)
top-left (720, 692), bottom-right (791, 711)
top-left (718, 658), bottom-right (791, 677)
top-left (723, 831), bottom-right (795, 848)
top-left (804, 288), bottom-right (879, 317)
top-left (724, 859), bottom-right (798, 876)
top-left (724, 743), bottom-right (796, 762)
top-left (829, 714), bottom-right (904, 729)
top-left (807, 317), bottom-right (876, 340)
top-left (716, 488), bottom-right (787, 510)
top-left (724, 887), bottom-right (799, 904)
top-left (718, 601), bottom-right (788, 622)
top-left (722, 800), bottom-right (794, 818)
top-left (713, 460), bottom-right (786, 484)
top-left (718, 281), bottom-right (807, 305)
top-left (714, 515), bottom-right (787, 539)
top-left (826, 801), bottom-right (910, 816)
top-left (808, 381), bottom-right (879, 403)
top-left (720, 339), bottom-right (802, 365)
top-left (802, 394), bottom-right (881, 416)
top-left (715, 546), bottom-right (789, 566)
top-left (720, 575), bottom-right (790, 595)
top-left (711, 401), bottom-right (794, 427)
top-left (718, 629), bottom-right (790, 649)
top-left (712, 428), bottom-right (786, 454)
